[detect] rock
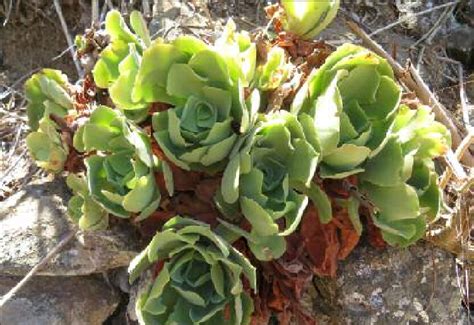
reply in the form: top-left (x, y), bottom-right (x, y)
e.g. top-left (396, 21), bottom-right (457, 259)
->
top-left (125, 241), bottom-right (466, 324)
top-left (0, 177), bottom-right (141, 276)
top-left (0, 275), bottom-right (120, 325)
top-left (127, 269), bottom-right (154, 323)
top-left (310, 241), bottom-right (464, 324)
top-left (446, 25), bottom-right (474, 69)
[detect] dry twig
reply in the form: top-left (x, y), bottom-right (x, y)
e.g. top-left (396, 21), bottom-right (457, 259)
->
top-left (0, 229), bottom-right (78, 309)
top-left (53, 0), bottom-right (83, 79)
top-left (143, 0), bottom-right (151, 18)
top-left (369, 1), bottom-right (460, 37)
top-left (92, 0), bottom-right (99, 27)
top-left (440, 131), bottom-right (474, 189)
top-left (411, 4), bottom-right (456, 48)
top-left (2, 0), bottom-right (12, 26)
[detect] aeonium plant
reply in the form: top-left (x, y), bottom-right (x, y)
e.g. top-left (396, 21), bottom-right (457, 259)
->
top-left (129, 216), bottom-right (256, 325)
top-left (254, 46), bottom-right (291, 92)
top-left (67, 173), bottom-right (109, 230)
top-left (292, 43), bottom-right (402, 180)
top-left (358, 104), bottom-right (451, 246)
top-left (92, 10), bottom-right (151, 88)
top-left (91, 10), bottom-right (152, 122)
top-left (279, 0), bottom-right (340, 39)
top-left (26, 117), bottom-right (70, 173)
top-left (91, 12), bottom-right (262, 173)
top-left (25, 69), bottom-right (74, 130)
top-left (71, 105), bottom-right (169, 225)
top-left (21, 5), bottom-right (456, 324)
top-left (214, 19), bottom-right (256, 88)
top-left (217, 110), bottom-right (322, 261)
top-left (25, 69), bottom-right (74, 173)
top-left (147, 35), bottom-right (260, 173)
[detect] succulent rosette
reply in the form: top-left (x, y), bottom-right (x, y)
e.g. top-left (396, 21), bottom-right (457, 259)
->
top-left (217, 111), bottom-right (321, 260)
top-left (25, 69), bottom-right (74, 130)
top-left (145, 32), bottom-right (259, 172)
top-left (214, 19), bottom-right (256, 87)
top-left (358, 104), bottom-right (451, 246)
top-left (280, 0), bottom-right (340, 39)
top-left (72, 105), bottom-right (165, 221)
top-left (26, 117), bottom-right (69, 173)
top-left (254, 47), bottom-right (290, 91)
top-left (93, 10), bottom-right (150, 88)
top-left (92, 10), bottom-right (151, 121)
top-left (66, 173), bottom-right (109, 230)
top-left (129, 216), bottom-right (256, 325)
top-left (25, 69), bottom-right (73, 173)
top-left (292, 43), bottom-right (402, 179)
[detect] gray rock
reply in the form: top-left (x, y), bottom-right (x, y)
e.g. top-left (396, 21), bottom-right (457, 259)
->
top-left (0, 177), bottom-right (140, 276)
top-left (310, 242), bottom-right (464, 324)
top-left (445, 25), bottom-right (474, 69)
top-left (0, 275), bottom-right (120, 325)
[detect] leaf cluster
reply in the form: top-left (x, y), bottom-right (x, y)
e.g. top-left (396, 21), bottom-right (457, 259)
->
top-left (24, 4), bottom-right (451, 324)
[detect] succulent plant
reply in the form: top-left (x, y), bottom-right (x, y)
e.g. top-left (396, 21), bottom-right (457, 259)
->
top-left (214, 19), bottom-right (256, 87)
top-left (22, 9), bottom-right (455, 322)
top-left (217, 111), bottom-right (322, 260)
top-left (358, 105), bottom-right (451, 246)
top-left (129, 216), bottom-right (256, 325)
top-left (148, 34), bottom-right (260, 173)
top-left (24, 69), bottom-right (74, 131)
top-left (93, 10), bottom-right (151, 121)
top-left (254, 47), bottom-right (290, 91)
top-left (67, 174), bottom-right (109, 230)
top-left (73, 105), bottom-right (164, 220)
top-left (26, 117), bottom-right (69, 173)
top-left (292, 43), bottom-right (402, 180)
top-left (93, 10), bottom-right (150, 89)
top-left (280, 0), bottom-right (340, 39)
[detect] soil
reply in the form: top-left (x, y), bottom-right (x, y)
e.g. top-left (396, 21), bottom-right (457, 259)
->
top-left (0, 1), bottom-right (91, 84)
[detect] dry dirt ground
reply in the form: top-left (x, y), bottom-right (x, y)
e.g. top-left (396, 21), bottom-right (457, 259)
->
top-left (0, 0), bottom-right (472, 321)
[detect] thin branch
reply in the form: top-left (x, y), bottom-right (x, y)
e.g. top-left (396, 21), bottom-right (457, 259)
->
top-left (346, 19), bottom-right (474, 166)
top-left (100, 0), bottom-right (111, 22)
top-left (51, 44), bottom-right (75, 62)
top-left (444, 149), bottom-right (468, 181)
top-left (457, 176), bottom-right (474, 193)
top-left (142, 0), bottom-right (151, 18)
top-left (53, 0), bottom-right (83, 79)
top-left (440, 131), bottom-right (474, 188)
top-left (0, 149), bottom-right (27, 186)
top-left (0, 229), bottom-right (78, 309)
top-left (455, 131), bottom-right (474, 163)
top-left (6, 126), bottom-right (23, 164)
top-left (91, 0), bottom-right (99, 27)
top-left (369, 1), bottom-right (460, 37)
top-left (411, 4), bottom-right (456, 48)
top-left (416, 45), bottom-right (426, 71)
top-left (2, 0), bottom-right (13, 26)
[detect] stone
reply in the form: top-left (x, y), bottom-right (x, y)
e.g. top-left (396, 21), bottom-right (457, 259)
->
top-left (0, 176), bottom-right (141, 276)
top-left (446, 25), bottom-right (474, 70)
top-left (0, 275), bottom-right (120, 325)
top-left (310, 241), bottom-right (464, 324)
